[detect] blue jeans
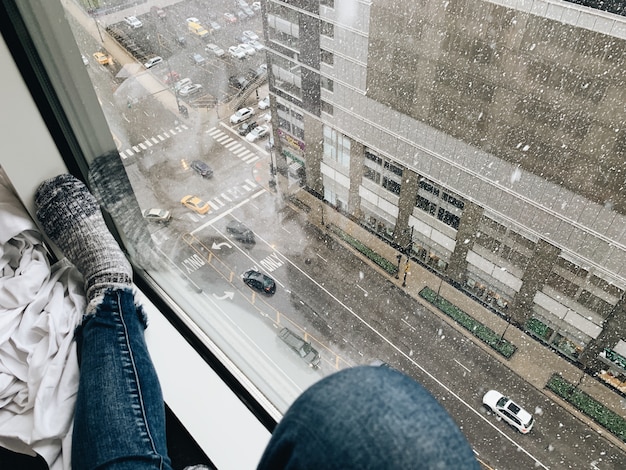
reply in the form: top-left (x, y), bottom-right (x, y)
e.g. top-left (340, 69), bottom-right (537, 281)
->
top-left (72, 289), bottom-right (172, 470)
top-left (257, 365), bottom-right (480, 470)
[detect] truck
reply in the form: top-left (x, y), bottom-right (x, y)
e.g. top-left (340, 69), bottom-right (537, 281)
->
top-left (278, 328), bottom-right (320, 368)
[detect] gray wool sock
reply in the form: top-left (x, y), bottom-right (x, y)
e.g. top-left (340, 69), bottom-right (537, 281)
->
top-left (35, 174), bottom-right (132, 311)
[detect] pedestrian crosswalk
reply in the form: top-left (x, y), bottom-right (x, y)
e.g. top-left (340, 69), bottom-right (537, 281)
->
top-left (185, 178), bottom-right (261, 221)
top-left (119, 125), bottom-right (189, 159)
top-left (205, 127), bottom-right (261, 164)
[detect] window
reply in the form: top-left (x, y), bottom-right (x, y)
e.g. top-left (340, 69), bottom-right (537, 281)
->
top-left (3, 1), bottom-right (624, 466)
top-left (321, 21), bottom-right (334, 38)
top-left (320, 49), bottom-right (334, 65)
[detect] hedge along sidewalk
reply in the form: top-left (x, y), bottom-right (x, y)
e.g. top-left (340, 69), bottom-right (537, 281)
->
top-left (419, 286), bottom-right (517, 359)
top-left (547, 374), bottom-right (626, 443)
top-left (328, 224), bottom-right (398, 276)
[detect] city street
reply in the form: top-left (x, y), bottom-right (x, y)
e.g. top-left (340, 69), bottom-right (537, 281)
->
top-left (63, 2), bottom-right (626, 469)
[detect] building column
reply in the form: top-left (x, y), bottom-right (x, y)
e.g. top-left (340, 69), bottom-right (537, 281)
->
top-left (392, 169), bottom-right (420, 250)
top-left (508, 239), bottom-right (560, 325)
top-left (303, 115), bottom-right (324, 196)
top-left (446, 201), bottom-right (483, 282)
top-left (348, 140), bottom-right (365, 219)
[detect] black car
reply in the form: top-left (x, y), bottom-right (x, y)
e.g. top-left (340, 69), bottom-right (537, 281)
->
top-left (242, 269), bottom-right (276, 295)
top-left (229, 75), bottom-right (251, 89)
top-left (191, 160), bottom-right (213, 178)
top-left (238, 121), bottom-right (257, 136)
top-left (226, 220), bottom-right (255, 243)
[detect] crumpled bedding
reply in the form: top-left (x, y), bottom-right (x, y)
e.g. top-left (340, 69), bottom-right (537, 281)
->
top-left (0, 171), bottom-right (84, 470)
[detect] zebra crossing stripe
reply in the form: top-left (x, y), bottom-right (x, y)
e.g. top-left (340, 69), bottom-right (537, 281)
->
top-left (225, 141), bottom-right (240, 149)
top-left (234, 147), bottom-right (248, 156)
top-left (244, 156), bottom-right (259, 164)
top-left (151, 137), bottom-right (159, 144)
top-left (245, 179), bottom-right (257, 187)
top-left (125, 149), bottom-right (134, 157)
top-left (132, 146), bottom-right (140, 152)
top-left (139, 143), bottom-right (148, 150)
top-left (221, 193), bottom-right (232, 202)
top-left (144, 140), bottom-right (153, 147)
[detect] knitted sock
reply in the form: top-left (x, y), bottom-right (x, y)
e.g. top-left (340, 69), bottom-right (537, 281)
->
top-left (35, 174), bottom-right (133, 312)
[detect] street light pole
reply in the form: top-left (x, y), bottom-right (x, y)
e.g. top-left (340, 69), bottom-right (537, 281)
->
top-left (395, 254), bottom-right (402, 279)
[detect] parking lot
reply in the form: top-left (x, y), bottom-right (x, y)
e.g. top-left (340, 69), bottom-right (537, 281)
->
top-left (99, 0), bottom-right (267, 107)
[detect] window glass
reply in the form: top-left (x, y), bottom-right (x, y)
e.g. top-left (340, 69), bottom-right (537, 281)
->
top-left (7, 1), bottom-right (626, 467)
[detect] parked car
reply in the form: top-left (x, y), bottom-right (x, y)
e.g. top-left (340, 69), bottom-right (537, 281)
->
top-left (242, 269), bottom-right (276, 295)
top-left (230, 107), bottom-right (254, 124)
top-left (190, 160), bottom-right (213, 178)
top-left (237, 120), bottom-right (257, 136)
top-left (229, 75), bottom-right (250, 89)
top-left (209, 21), bottom-right (221, 31)
top-left (243, 30), bottom-right (259, 41)
top-left (482, 390), bottom-right (534, 434)
top-left (249, 40), bottom-right (265, 51)
top-left (181, 195), bottom-right (210, 214)
top-left (258, 96), bottom-right (270, 109)
top-left (224, 12), bottom-right (237, 23)
top-left (190, 53), bottom-right (206, 65)
top-left (252, 1), bottom-right (261, 11)
top-left (179, 84), bottom-right (203, 97)
top-left (246, 125), bottom-right (269, 142)
top-left (142, 208), bottom-right (171, 223)
top-left (205, 43), bottom-right (225, 57)
top-left (278, 328), bottom-right (320, 368)
top-left (124, 16), bottom-right (142, 28)
top-left (228, 45), bottom-right (246, 59)
top-left (144, 56), bottom-right (163, 69)
top-left (226, 220), bottom-right (255, 243)
top-left (238, 43), bottom-right (256, 56)
top-left (151, 6), bottom-right (166, 19)
top-left (186, 17), bottom-right (200, 23)
top-left (242, 6), bottom-right (255, 17)
top-left (174, 78), bottom-right (192, 92)
top-left (81, 54), bottom-right (89, 66)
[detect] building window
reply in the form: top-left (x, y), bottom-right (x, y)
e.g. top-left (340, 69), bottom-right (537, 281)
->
top-left (324, 126), bottom-right (350, 167)
top-left (320, 0), bottom-right (335, 7)
top-left (415, 178), bottom-right (464, 230)
top-left (321, 21), bottom-right (334, 38)
top-left (363, 149), bottom-right (403, 196)
top-left (321, 100), bottom-right (334, 115)
top-left (321, 49), bottom-right (334, 65)
top-left (321, 76), bottom-right (334, 92)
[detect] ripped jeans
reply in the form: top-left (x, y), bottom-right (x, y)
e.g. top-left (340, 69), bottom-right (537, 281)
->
top-left (71, 289), bottom-right (172, 470)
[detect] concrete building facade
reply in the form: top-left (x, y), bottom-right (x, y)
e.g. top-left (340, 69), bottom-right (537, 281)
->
top-left (263, 0), bottom-right (626, 385)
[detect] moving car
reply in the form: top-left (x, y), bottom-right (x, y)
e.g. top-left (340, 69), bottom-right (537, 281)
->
top-left (245, 125), bottom-right (269, 142)
top-left (278, 328), bottom-right (320, 368)
top-left (178, 83), bottom-right (203, 97)
top-left (205, 43), bottom-right (225, 57)
top-left (482, 390), bottom-right (534, 434)
top-left (242, 269), bottom-right (276, 295)
top-left (93, 52), bottom-right (111, 65)
top-left (224, 12), bottom-right (237, 23)
top-left (124, 16), bottom-right (142, 28)
top-left (186, 17), bottom-right (200, 23)
top-left (142, 208), bottom-right (171, 223)
top-left (181, 195), bottom-right (210, 215)
top-left (190, 160), bottom-right (213, 178)
top-left (230, 107), bottom-right (254, 124)
top-left (144, 56), bottom-right (163, 68)
top-left (226, 220), bottom-right (255, 243)
top-left (258, 96), bottom-right (270, 109)
top-left (228, 45), bottom-right (246, 59)
top-left (209, 21), bottom-right (221, 32)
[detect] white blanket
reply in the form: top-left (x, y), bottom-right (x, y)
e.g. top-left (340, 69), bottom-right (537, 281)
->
top-left (0, 171), bottom-right (84, 470)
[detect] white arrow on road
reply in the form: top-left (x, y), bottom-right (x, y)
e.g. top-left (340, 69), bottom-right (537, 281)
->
top-left (213, 291), bottom-right (234, 300)
top-left (212, 241), bottom-right (232, 250)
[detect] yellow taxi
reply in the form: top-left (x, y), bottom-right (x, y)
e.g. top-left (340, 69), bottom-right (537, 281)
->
top-left (93, 52), bottom-right (111, 65)
top-left (181, 195), bottom-right (210, 214)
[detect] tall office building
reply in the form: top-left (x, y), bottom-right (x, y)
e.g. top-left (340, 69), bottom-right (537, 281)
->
top-left (262, 0), bottom-right (626, 384)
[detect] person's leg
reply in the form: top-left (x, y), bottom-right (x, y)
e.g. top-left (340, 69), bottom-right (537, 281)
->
top-left (257, 365), bottom-right (480, 470)
top-left (35, 174), bottom-right (172, 470)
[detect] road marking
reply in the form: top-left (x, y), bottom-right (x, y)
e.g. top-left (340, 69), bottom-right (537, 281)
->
top-left (401, 318), bottom-right (415, 330)
top-left (316, 253), bottom-right (327, 262)
top-left (454, 359), bottom-right (471, 373)
top-left (191, 188), bottom-right (266, 234)
top-left (356, 284), bottom-right (368, 295)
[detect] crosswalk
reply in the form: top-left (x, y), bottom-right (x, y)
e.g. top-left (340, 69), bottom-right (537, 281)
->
top-left (118, 125), bottom-right (189, 159)
top-left (205, 127), bottom-right (261, 165)
top-left (185, 178), bottom-right (261, 222)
